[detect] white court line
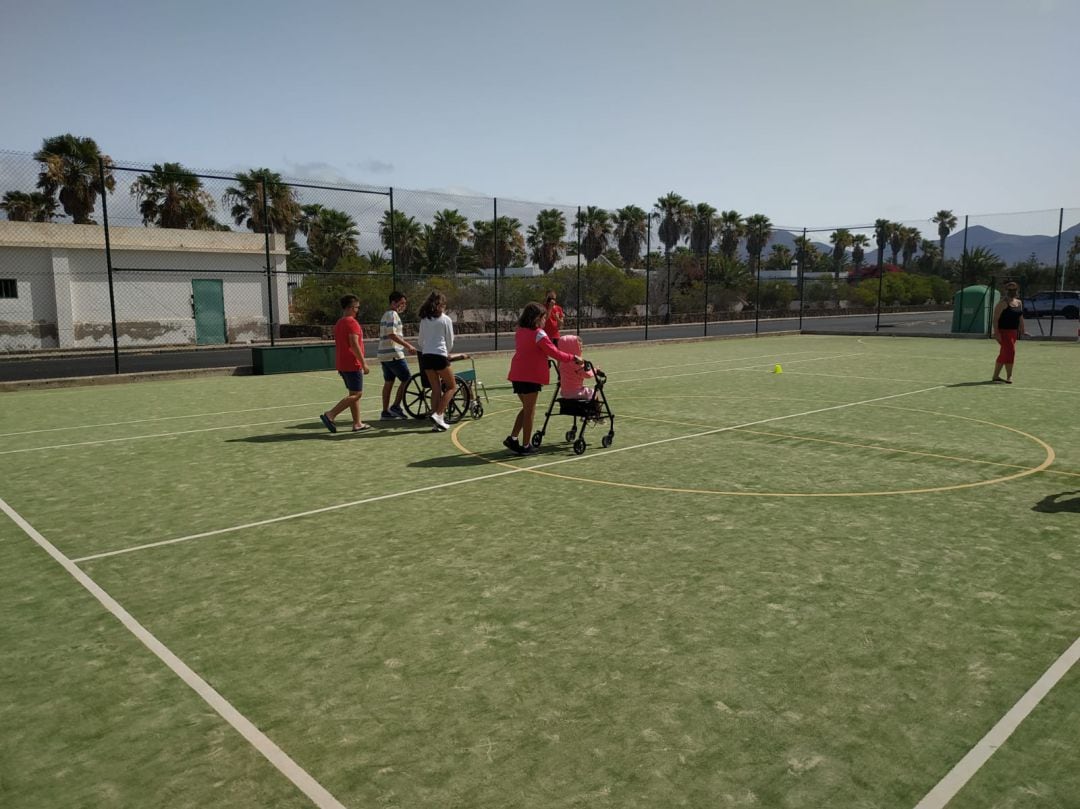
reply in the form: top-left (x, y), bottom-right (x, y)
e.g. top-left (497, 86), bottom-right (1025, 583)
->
top-left (0, 496), bottom-right (346, 809)
top-left (913, 635), bottom-right (1080, 809)
top-left (0, 401), bottom-right (331, 438)
top-left (72, 384), bottom-right (943, 563)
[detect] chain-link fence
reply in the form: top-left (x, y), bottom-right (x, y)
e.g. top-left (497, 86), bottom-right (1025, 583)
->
top-left (2, 146), bottom-right (1078, 379)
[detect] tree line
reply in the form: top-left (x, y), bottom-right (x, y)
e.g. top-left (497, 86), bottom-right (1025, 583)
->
top-left (3, 133), bottom-right (1078, 297)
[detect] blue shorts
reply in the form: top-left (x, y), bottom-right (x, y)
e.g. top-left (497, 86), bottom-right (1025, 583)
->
top-left (381, 358), bottom-right (411, 383)
top-left (339, 370), bottom-right (364, 392)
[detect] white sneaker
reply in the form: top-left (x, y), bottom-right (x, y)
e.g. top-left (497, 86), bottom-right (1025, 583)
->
top-left (430, 413), bottom-right (448, 432)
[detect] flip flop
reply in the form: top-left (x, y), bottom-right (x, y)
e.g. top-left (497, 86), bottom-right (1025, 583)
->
top-left (352, 423), bottom-right (373, 432)
top-left (320, 412), bottom-right (337, 433)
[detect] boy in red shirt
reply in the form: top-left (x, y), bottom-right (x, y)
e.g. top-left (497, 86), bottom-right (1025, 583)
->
top-left (320, 295), bottom-right (372, 433)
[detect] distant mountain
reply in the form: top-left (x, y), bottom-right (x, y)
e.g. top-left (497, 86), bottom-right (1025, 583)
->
top-left (944, 223), bottom-right (1080, 266)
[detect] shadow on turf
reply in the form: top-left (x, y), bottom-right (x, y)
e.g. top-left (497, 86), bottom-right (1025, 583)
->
top-left (946, 380), bottom-right (1006, 388)
top-left (227, 421), bottom-right (435, 444)
top-left (1032, 491), bottom-right (1080, 514)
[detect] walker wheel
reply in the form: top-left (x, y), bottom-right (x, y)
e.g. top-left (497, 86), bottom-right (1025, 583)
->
top-left (531, 431), bottom-right (544, 448)
top-left (565, 429), bottom-right (576, 442)
top-left (573, 438), bottom-right (587, 455)
top-left (601, 434), bottom-right (613, 448)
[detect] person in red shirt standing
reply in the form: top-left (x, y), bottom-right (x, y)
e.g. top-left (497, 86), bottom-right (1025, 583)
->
top-left (320, 295), bottom-right (372, 433)
top-left (504, 301), bottom-right (582, 455)
top-left (543, 290), bottom-right (564, 345)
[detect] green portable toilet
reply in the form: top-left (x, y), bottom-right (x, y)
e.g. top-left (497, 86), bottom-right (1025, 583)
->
top-left (952, 285), bottom-right (999, 333)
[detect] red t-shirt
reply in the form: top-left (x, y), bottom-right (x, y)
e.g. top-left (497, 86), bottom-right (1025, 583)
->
top-left (334, 316), bottom-right (364, 371)
top-left (543, 304), bottom-right (563, 339)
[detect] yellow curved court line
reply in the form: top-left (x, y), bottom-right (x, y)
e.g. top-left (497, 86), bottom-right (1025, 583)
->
top-left (450, 407), bottom-right (1056, 498)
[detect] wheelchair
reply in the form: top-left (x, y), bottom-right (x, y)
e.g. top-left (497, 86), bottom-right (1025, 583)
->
top-left (401, 354), bottom-right (487, 424)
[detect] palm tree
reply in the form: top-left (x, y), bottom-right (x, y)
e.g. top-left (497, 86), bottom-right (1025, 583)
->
top-left (900, 226), bottom-right (922, 269)
top-left (130, 162), bottom-right (216, 229)
top-left (851, 234), bottom-right (870, 273)
top-left (874, 219), bottom-right (891, 269)
top-left (829, 228), bottom-right (852, 278)
top-left (655, 192), bottom-right (692, 257)
top-left (764, 244), bottom-right (793, 271)
top-left (932, 209), bottom-right (957, 267)
top-left (917, 240), bottom-right (941, 274)
top-left (429, 208), bottom-right (471, 274)
top-left (743, 214), bottom-right (773, 276)
top-left (575, 206), bottom-right (613, 263)
top-left (222, 168), bottom-right (301, 240)
top-left (887, 222), bottom-right (903, 265)
top-left (717, 210), bottom-right (744, 260)
top-left (655, 192), bottom-right (692, 320)
top-left (302, 206), bottom-right (359, 271)
top-left (379, 210), bottom-right (424, 274)
top-left (526, 208), bottom-right (567, 273)
top-left (365, 251), bottom-right (389, 270)
top-left (473, 216), bottom-right (525, 274)
top-left (689, 202), bottom-right (718, 258)
top-left (612, 205), bottom-right (648, 269)
top-left (0, 191), bottom-right (58, 222)
top-left (962, 247), bottom-right (1006, 284)
top-left (34, 134), bottom-right (115, 224)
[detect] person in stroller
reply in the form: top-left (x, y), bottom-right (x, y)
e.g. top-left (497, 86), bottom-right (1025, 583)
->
top-left (557, 334), bottom-right (596, 400)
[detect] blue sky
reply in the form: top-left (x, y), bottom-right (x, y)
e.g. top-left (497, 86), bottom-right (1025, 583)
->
top-left (1, 0), bottom-right (1077, 231)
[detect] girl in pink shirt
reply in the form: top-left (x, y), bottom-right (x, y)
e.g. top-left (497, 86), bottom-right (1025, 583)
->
top-left (505, 301), bottom-right (582, 455)
top-left (556, 334), bottom-right (595, 399)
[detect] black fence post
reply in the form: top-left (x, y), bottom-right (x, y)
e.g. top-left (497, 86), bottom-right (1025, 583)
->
top-left (576, 205), bottom-right (582, 336)
top-left (389, 188), bottom-right (397, 292)
top-left (875, 246), bottom-right (885, 333)
top-left (261, 181), bottom-right (275, 346)
top-left (99, 158), bottom-right (120, 374)
top-left (754, 262), bottom-right (761, 335)
top-left (493, 198), bottom-right (499, 351)
top-left (1050, 207), bottom-right (1064, 338)
top-left (645, 213), bottom-right (652, 341)
top-left (703, 219), bottom-right (710, 337)
top-left (798, 227), bottom-right (806, 331)
top-left (960, 215), bottom-right (969, 293)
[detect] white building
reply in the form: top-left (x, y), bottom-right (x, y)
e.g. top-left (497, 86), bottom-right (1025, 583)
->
top-left (0, 222), bottom-right (288, 351)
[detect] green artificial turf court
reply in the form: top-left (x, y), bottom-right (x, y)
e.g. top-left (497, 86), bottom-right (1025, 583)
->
top-left (1, 334), bottom-right (1078, 808)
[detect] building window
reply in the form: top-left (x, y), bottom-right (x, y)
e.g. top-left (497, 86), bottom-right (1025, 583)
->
top-left (0, 279), bottom-right (16, 298)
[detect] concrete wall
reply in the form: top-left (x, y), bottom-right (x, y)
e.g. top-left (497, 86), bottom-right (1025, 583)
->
top-left (0, 221), bottom-right (288, 351)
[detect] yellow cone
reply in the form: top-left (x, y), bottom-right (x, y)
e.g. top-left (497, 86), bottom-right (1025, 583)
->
top-left (773, 364), bottom-right (783, 374)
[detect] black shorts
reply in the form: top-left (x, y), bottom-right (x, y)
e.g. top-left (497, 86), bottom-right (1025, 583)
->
top-left (511, 380), bottom-right (542, 395)
top-left (419, 353), bottom-right (449, 372)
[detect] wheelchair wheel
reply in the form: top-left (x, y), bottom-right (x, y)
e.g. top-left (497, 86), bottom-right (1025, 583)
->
top-left (401, 373), bottom-right (430, 418)
top-left (573, 438), bottom-right (587, 455)
top-left (531, 430), bottom-right (543, 448)
top-left (444, 381), bottom-right (472, 424)
top-left (471, 401), bottom-right (484, 419)
top-left (565, 429), bottom-right (576, 442)
top-left (601, 433), bottom-right (613, 448)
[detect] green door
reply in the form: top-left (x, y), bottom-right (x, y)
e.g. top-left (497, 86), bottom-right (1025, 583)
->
top-left (192, 279), bottom-right (226, 345)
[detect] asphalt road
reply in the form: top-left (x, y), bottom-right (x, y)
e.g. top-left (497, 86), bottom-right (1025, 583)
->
top-left (0, 310), bottom-right (966, 382)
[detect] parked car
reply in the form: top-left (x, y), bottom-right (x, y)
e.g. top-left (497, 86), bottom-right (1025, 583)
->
top-left (1022, 290), bottom-right (1080, 319)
